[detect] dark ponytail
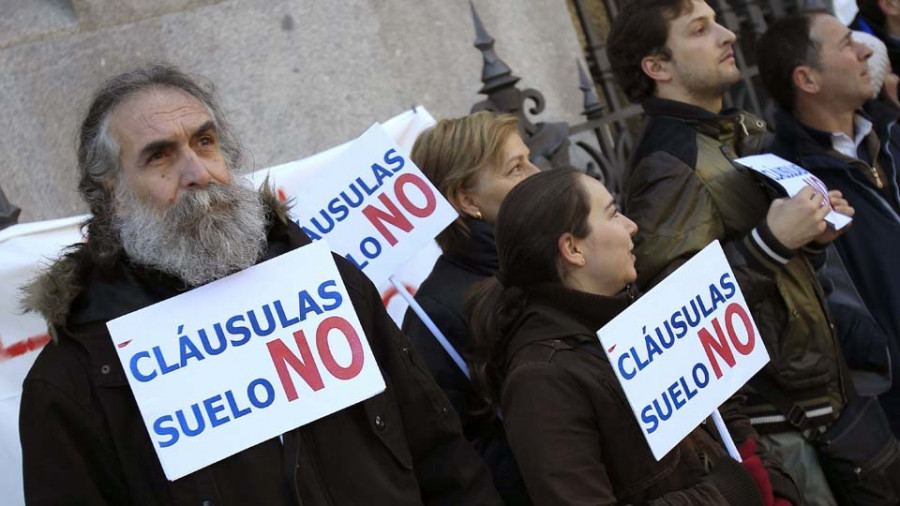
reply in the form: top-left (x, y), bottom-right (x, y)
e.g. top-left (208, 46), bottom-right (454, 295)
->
top-left (467, 168), bottom-right (593, 413)
top-left (466, 278), bottom-right (526, 414)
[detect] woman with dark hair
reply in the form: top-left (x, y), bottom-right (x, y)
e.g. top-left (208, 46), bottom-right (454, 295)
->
top-left (401, 111), bottom-right (538, 504)
top-left (468, 168), bottom-right (800, 506)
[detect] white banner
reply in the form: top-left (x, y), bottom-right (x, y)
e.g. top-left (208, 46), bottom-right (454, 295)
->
top-left (0, 107), bottom-right (438, 505)
top-left (736, 153), bottom-right (852, 230)
top-left (108, 241), bottom-right (384, 480)
top-left (597, 241), bottom-right (770, 460)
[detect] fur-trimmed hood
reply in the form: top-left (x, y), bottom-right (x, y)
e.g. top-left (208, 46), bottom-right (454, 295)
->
top-left (20, 185), bottom-right (291, 337)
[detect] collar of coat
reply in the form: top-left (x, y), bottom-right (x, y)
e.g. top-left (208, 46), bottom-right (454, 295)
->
top-left (504, 283), bottom-right (636, 360)
top-left (641, 96), bottom-right (768, 142)
top-left (441, 217), bottom-right (499, 277)
top-left (20, 185), bottom-right (294, 340)
top-left (772, 100), bottom-right (900, 173)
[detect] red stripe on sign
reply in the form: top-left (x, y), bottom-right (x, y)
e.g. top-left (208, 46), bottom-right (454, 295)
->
top-left (117, 340), bottom-right (133, 349)
top-left (0, 334), bottom-right (51, 361)
top-left (607, 345), bottom-right (616, 353)
top-left (381, 283), bottom-right (417, 308)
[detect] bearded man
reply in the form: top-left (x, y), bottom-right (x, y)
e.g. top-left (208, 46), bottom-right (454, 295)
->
top-left (18, 65), bottom-right (501, 506)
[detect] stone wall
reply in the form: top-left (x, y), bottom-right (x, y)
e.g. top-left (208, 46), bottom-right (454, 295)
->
top-left (0, 0), bottom-right (585, 223)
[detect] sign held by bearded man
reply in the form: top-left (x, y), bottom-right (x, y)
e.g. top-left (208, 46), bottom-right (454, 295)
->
top-left (107, 240), bottom-right (385, 480)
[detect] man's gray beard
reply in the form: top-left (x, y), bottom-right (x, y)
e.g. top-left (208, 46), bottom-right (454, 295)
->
top-left (114, 179), bottom-right (268, 286)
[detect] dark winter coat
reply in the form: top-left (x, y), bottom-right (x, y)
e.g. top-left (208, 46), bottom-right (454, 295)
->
top-left (769, 103), bottom-right (900, 434)
top-left (499, 283), bottom-right (800, 505)
top-left (401, 218), bottom-right (530, 505)
top-left (625, 97), bottom-right (849, 434)
top-left (19, 193), bottom-right (502, 506)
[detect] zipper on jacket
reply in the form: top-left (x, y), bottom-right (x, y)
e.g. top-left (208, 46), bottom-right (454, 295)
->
top-left (736, 114), bottom-right (749, 137)
top-left (873, 167), bottom-right (884, 188)
top-left (882, 122), bottom-right (900, 207)
top-left (864, 163), bottom-right (884, 189)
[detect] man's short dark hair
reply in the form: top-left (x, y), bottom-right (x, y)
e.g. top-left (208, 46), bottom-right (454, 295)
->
top-left (608, 0), bottom-right (694, 103)
top-left (757, 12), bottom-right (825, 112)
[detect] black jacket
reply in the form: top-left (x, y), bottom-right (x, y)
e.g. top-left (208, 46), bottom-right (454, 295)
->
top-left (769, 103), bottom-right (900, 434)
top-left (401, 219), bottom-right (530, 505)
top-left (626, 98), bottom-right (848, 433)
top-left (19, 197), bottom-right (502, 506)
top-left (499, 283), bottom-right (799, 505)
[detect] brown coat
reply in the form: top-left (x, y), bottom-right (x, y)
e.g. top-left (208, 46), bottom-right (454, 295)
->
top-left (499, 283), bottom-right (799, 506)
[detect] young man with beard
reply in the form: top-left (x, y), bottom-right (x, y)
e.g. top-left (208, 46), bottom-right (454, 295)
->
top-left (18, 65), bottom-right (502, 506)
top-left (608, 0), bottom-right (887, 504)
top-left (759, 12), bottom-right (900, 440)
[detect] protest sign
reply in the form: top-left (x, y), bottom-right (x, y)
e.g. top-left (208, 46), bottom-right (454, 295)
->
top-left (284, 123), bottom-right (458, 286)
top-left (736, 153), bottom-right (853, 230)
top-left (597, 241), bottom-right (769, 460)
top-left (107, 240), bottom-right (385, 480)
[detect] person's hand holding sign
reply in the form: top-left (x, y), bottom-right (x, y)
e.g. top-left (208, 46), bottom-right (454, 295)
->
top-left (766, 186), bottom-right (853, 249)
top-left (812, 189), bottom-right (854, 246)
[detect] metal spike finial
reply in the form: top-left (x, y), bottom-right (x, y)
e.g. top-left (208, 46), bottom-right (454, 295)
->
top-left (470, 1), bottom-right (491, 48)
top-left (0, 186), bottom-right (21, 231)
top-left (578, 60), bottom-right (604, 119)
top-left (470, 1), bottom-right (519, 95)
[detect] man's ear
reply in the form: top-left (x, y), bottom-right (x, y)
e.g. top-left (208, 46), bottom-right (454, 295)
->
top-left (792, 65), bottom-right (819, 95)
top-left (558, 233), bottom-right (584, 268)
top-left (451, 189), bottom-right (482, 220)
top-left (641, 55), bottom-right (672, 84)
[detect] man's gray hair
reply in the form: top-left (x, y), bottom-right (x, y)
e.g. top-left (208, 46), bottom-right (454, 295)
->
top-left (76, 64), bottom-right (244, 263)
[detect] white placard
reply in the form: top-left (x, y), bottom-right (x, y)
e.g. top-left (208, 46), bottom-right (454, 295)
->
top-left (287, 123), bottom-right (458, 286)
top-left (597, 241), bottom-right (770, 460)
top-left (736, 153), bottom-right (852, 230)
top-left (107, 241), bottom-right (385, 480)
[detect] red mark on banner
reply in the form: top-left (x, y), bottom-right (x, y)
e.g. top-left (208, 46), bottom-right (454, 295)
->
top-left (316, 316), bottom-right (365, 380)
top-left (117, 340), bottom-right (133, 349)
top-left (362, 194), bottom-right (414, 246)
top-left (394, 173), bottom-right (437, 218)
top-left (277, 188), bottom-right (288, 203)
top-left (266, 316), bottom-right (366, 402)
top-left (0, 334), bottom-right (51, 361)
top-left (381, 283), bottom-right (417, 308)
top-left (698, 302), bottom-right (756, 379)
top-left (266, 329), bottom-right (325, 401)
top-left (362, 173), bottom-right (438, 246)
top-left (802, 176), bottom-right (832, 209)
top-left (608, 345), bottom-right (617, 353)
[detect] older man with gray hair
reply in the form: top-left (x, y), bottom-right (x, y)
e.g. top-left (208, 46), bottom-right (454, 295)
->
top-left (759, 10), bottom-right (900, 439)
top-left (18, 64), bottom-right (501, 506)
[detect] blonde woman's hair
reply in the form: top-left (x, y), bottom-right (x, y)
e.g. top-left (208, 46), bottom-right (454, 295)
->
top-left (411, 111), bottom-right (519, 253)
